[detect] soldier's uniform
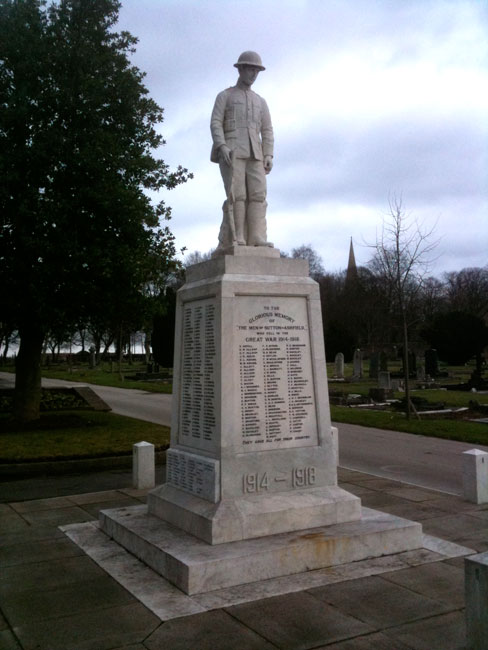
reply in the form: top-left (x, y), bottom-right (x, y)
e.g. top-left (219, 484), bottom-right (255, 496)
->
top-left (210, 52), bottom-right (274, 248)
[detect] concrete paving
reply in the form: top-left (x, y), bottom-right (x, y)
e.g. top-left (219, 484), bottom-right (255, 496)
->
top-left (1, 467), bottom-right (486, 649)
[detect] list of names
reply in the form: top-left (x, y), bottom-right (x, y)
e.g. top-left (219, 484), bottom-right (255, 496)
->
top-left (179, 299), bottom-right (216, 450)
top-left (236, 296), bottom-right (318, 451)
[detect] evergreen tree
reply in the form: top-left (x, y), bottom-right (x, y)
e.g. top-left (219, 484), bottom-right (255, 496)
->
top-left (0, 0), bottom-right (191, 421)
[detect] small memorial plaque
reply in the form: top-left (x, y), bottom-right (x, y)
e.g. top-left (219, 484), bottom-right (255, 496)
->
top-left (166, 449), bottom-right (220, 503)
top-left (235, 295), bottom-right (318, 452)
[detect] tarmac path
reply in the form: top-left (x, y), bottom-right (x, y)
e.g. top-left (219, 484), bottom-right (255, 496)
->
top-left (2, 371), bottom-right (487, 495)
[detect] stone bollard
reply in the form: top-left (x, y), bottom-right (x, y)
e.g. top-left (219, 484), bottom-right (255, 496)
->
top-left (463, 449), bottom-right (488, 504)
top-left (133, 441), bottom-right (155, 490)
top-left (331, 426), bottom-right (339, 467)
top-left (465, 552), bottom-right (488, 649)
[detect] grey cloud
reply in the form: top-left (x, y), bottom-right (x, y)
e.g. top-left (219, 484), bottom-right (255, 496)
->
top-left (272, 116), bottom-right (487, 208)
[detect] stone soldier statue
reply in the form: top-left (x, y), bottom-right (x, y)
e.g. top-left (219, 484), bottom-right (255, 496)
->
top-left (211, 51), bottom-right (274, 249)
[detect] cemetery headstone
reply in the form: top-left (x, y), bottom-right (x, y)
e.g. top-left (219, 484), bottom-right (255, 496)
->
top-left (408, 350), bottom-right (417, 375)
top-left (334, 352), bottom-right (344, 378)
top-left (378, 371), bottom-right (391, 389)
top-left (353, 348), bottom-right (363, 378)
top-left (368, 352), bottom-right (379, 379)
top-left (416, 362), bottom-right (426, 381)
top-left (425, 348), bottom-right (439, 377)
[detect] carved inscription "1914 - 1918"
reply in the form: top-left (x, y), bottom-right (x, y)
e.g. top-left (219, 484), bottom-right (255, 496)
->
top-left (236, 295), bottom-right (318, 452)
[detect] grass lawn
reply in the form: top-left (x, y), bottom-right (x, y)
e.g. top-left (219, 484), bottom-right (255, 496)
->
top-left (0, 360), bottom-right (486, 461)
top-left (331, 405), bottom-right (488, 446)
top-left (0, 411), bottom-right (170, 462)
top-left (0, 361), bottom-right (171, 394)
top-left (328, 360), bottom-right (488, 445)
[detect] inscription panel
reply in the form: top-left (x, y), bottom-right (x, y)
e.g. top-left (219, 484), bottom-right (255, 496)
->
top-left (242, 466), bottom-right (317, 494)
top-left (166, 449), bottom-right (220, 503)
top-left (179, 298), bottom-right (216, 451)
top-left (236, 296), bottom-right (318, 452)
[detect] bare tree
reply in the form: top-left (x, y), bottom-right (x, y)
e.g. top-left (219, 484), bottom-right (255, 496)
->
top-left (291, 244), bottom-right (325, 281)
top-left (369, 196), bottom-right (439, 419)
top-left (443, 267), bottom-right (488, 318)
top-left (183, 250), bottom-right (214, 267)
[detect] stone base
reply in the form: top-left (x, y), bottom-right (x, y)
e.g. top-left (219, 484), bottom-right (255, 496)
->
top-left (212, 244), bottom-right (280, 258)
top-left (147, 484), bottom-right (361, 545)
top-left (100, 505), bottom-right (423, 595)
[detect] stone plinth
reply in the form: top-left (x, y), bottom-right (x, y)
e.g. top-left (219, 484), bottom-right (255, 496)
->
top-left (100, 248), bottom-right (423, 594)
top-left (100, 505), bottom-right (423, 595)
top-left (146, 251), bottom-right (360, 544)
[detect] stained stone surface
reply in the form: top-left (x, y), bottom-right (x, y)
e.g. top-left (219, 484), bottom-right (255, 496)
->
top-left (99, 505), bottom-right (422, 595)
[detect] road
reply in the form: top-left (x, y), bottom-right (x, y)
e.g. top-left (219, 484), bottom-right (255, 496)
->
top-left (2, 371), bottom-right (487, 494)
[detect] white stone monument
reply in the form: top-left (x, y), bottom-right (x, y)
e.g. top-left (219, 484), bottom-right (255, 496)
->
top-left (101, 247), bottom-right (422, 593)
top-left (99, 52), bottom-right (423, 596)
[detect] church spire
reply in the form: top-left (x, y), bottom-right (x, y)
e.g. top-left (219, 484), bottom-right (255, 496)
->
top-left (346, 237), bottom-right (358, 284)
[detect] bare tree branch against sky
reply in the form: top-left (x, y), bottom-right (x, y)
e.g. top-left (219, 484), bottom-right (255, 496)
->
top-left (117, 0), bottom-right (487, 274)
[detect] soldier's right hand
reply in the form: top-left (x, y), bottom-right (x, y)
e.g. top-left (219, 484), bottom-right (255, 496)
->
top-left (219, 145), bottom-right (232, 166)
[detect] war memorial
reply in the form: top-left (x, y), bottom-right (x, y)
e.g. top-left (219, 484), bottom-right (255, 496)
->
top-left (99, 52), bottom-right (423, 595)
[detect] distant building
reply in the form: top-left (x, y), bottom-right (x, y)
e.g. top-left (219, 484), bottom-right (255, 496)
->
top-left (345, 237), bottom-right (358, 285)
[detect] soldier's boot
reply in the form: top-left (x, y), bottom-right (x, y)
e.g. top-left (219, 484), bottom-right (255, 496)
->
top-left (247, 201), bottom-right (273, 247)
top-left (234, 200), bottom-right (246, 245)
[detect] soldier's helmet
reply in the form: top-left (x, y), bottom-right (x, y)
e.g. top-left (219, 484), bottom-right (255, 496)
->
top-left (234, 51), bottom-right (265, 71)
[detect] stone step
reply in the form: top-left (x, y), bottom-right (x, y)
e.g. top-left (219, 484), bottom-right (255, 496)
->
top-left (100, 505), bottom-right (423, 595)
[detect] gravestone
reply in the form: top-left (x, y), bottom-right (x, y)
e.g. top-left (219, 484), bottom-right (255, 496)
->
top-left (334, 352), bottom-right (344, 378)
top-left (379, 351), bottom-right (388, 371)
top-left (368, 352), bottom-right (379, 379)
top-left (425, 348), bottom-right (439, 377)
top-left (352, 348), bottom-right (363, 378)
top-left (378, 371), bottom-right (391, 389)
top-left (408, 350), bottom-right (417, 375)
top-left (416, 362), bottom-right (426, 381)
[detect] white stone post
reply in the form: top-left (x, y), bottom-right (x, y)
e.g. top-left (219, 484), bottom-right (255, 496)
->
top-left (463, 449), bottom-right (488, 504)
top-left (331, 426), bottom-right (339, 468)
top-left (465, 552), bottom-right (488, 649)
top-left (133, 441), bottom-right (155, 490)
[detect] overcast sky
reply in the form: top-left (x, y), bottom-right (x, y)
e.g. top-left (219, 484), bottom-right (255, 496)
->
top-left (116, 0), bottom-right (487, 276)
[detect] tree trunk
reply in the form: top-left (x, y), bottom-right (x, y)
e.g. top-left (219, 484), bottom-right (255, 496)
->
top-left (13, 323), bottom-right (45, 423)
top-left (402, 311), bottom-right (411, 421)
top-left (117, 325), bottom-right (124, 381)
top-left (144, 330), bottom-right (152, 364)
top-left (1, 331), bottom-right (11, 362)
